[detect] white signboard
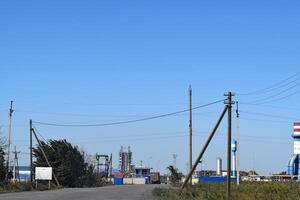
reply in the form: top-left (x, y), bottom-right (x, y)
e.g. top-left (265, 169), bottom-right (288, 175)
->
top-left (35, 167), bottom-right (52, 180)
top-left (294, 141), bottom-right (300, 154)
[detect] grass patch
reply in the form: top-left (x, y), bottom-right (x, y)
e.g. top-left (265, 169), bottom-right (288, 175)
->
top-left (153, 182), bottom-right (300, 200)
top-left (0, 182), bottom-right (32, 193)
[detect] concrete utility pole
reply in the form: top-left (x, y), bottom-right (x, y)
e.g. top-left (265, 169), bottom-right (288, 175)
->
top-left (224, 92), bottom-right (234, 200)
top-left (189, 85), bottom-right (193, 185)
top-left (6, 100), bottom-right (14, 180)
top-left (12, 146), bottom-right (20, 182)
top-left (236, 101), bottom-right (240, 185)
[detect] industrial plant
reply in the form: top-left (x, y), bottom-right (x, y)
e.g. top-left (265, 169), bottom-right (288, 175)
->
top-left (113, 146), bottom-right (160, 185)
top-left (287, 122), bottom-right (300, 178)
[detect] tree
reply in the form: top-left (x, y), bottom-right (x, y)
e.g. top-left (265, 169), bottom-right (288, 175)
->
top-left (33, 139), bottom-right (87, 187)
top-left (167, 165), bottom-right (181, 185)
top-left (0, 137), bottom-right (6, 182)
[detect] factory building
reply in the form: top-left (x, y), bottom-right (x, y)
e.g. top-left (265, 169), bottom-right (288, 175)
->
top-left (287, 122), bottom-right (300, 178)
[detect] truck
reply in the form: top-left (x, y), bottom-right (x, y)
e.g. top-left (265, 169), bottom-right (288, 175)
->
top-left (150, 172), bottom-right (161, 184)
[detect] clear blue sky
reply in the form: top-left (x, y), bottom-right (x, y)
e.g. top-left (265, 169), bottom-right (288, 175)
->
top-left (1, 0), bottom-right (300, 174)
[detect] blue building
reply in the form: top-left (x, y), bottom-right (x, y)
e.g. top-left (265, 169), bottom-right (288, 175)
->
top-left (16, 166), bottom-right (31, 181)
top-left (134, 166), bottom-right (151, 184)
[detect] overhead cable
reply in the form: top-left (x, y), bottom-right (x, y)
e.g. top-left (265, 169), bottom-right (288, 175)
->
top-left (32, 99), bottom-right (225, 127)
top-left (237, 71), bottom-right (300, 96)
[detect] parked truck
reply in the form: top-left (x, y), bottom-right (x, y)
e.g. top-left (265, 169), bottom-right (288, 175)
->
top-left (150, 172), bottom-right (161, 184)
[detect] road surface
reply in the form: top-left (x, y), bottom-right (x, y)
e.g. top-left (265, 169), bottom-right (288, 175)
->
top-left (0, 185), bottom-right (159, 200)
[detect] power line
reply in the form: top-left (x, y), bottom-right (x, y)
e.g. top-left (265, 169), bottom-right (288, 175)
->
top-left (254, 89), bottom-right (300, 104)
top-left (32, 125), bottom-right (48, 142)
top-left (239, 102), bottom-right (300, 111)
top-left (247, 82), bottom-right (300, 104)
top-left (10, 129), bottom-right (289, 143)
top-left (239, 117), bottom-right (291, 123)
top-left (239, 89), bottom-right (300, 105)
top-left (15, 110), bottom-right (162, 118)
top-left (237, 71), bottom-right (300, 96)
top-left (32, 99), bottom-right (225, 127)
top-left (240, 110), bottom-right (300, 121)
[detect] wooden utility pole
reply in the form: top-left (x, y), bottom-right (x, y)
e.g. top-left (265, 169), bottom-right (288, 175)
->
top-left (96, 154), bottom-right (100, 176)
top-left (189, 85), bottom-right (193, 185)
top-left (109, 153), bottom-right (113, 182)
top-left (225, 92), bottom-right (234, 200)
top-left (181, 106), bottom-right (228, 189)
top-left (6, 100), bottom-right (14, 181)
top-left (30, 119), bottom-right (33, 184)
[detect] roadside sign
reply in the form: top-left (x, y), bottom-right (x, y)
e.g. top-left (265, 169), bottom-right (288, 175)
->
top-left (35, 167), bottom-right (52, 180)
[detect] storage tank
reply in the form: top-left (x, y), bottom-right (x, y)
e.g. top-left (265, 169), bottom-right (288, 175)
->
top-left (216, 157), bottom-right (222, 176)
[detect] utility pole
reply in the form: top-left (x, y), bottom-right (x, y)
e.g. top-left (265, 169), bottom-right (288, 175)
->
top-left (30, 119), bottom-right (33, 184)
top-left (12, 146), bottom-right (20, 182)
top-left (225, 92), bottom-right (234, 200)
top-left (96, 154), bottom-right (100, 176)
top-left (189, 85), bottom-right (193, 185)
top-left (109, 153), bottom-right (113, 182)
top-left (236, 101), bottom-right (240, 185)
top-left (181, 106), bottom-right (228, 189)
top-left (6, 100), bottom-right (14, 181)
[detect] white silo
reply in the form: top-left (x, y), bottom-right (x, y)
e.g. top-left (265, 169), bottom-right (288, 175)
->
top-left (216, 157), bottom-right (222, 176)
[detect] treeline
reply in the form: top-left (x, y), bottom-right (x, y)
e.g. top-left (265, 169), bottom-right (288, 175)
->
top-left (33, 139), bottom-right (104, 187)
top-left (0, 138), bottom-right (106, 188)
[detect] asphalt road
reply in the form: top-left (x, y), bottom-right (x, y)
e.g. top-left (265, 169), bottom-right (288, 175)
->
top-left (0, 185), bottom-right (159, 200)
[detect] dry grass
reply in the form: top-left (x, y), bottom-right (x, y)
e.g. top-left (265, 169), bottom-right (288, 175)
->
top-left (153, 182), bottom-right (300, 200)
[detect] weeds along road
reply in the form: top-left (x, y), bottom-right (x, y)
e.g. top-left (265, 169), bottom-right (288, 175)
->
top-left (0, 185), bottom-right (159, 200)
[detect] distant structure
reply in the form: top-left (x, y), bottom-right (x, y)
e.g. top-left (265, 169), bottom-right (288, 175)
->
top-left (172, 154), bottom-right (178, 170)
top-left (119, 146), bottom-right (132, 173)
top-left (134, 160), bottom-right (151, 183)
top-left (288, 123), bottom-right (300, 178)
top-left (216, 157), bottom-right (222, 176)
top-left (15, 166), bottom-right (30, 182)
